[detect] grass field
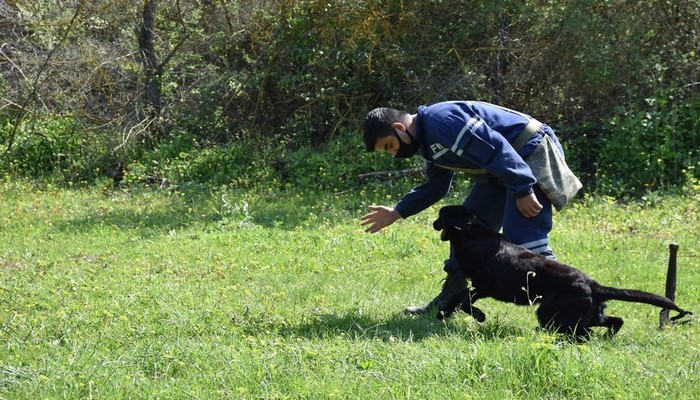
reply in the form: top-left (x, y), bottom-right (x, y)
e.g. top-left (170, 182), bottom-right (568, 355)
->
top-left (1, 180), bottom-right (698, 399)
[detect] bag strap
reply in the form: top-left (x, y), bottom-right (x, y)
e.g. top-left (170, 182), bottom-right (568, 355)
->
top-left (512, 119), bottom-right (543, 152)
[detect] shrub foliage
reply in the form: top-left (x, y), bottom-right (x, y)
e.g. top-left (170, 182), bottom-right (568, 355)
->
top-left (0, 0), bottom-right (698, 196)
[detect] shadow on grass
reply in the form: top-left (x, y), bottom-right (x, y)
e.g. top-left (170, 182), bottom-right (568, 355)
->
top-left (52, 207), bottom-right (198, 238)
top-left (268, 311), bottom-right (641, 344)
top-left (239, 310), bottom-right (530, 343)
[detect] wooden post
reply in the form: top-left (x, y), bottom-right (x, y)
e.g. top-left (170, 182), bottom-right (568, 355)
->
top-left (659, 243), bottom-right (678, 329)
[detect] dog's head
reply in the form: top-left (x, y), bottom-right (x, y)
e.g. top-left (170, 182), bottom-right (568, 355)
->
top-left (433, 205), bottom-right (501, 256)
top-left (433, 206), bottom-right (485, 240)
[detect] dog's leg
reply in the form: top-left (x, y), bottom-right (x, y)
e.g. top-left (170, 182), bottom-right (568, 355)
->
top-left (602, 316), bottom-right (624, 337)
top-left (537, 292), bottom-right (593, 338)
top-left (585, 302), bottom-right (624, 337)
top-left (437, 289), bottom-right (469, 320)
top-left (459, 289), bottom-right (486, 322)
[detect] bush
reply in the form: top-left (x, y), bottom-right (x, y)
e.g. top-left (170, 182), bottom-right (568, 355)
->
top-left (574, 92), bottom-right (700, 198)
top-left (2, 0), bottom-right (699, 198)
top-left (0, 116), bottom-right (108, 184)
top-left (122, 131), bottom-right (275, 188)
top-left (123, 129), bottom-right (423, 193)
top-left (283, 131), bottom-right (422, 192)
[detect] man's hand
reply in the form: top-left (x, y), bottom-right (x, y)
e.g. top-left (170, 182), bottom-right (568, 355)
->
top-left (516, 193), bottom-right (543, 218)
top-left (360, 205), bottom-right (402, 233)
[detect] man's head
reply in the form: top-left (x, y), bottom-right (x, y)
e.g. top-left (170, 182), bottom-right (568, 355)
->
top-left (363, 107), bottom-right (418, 158)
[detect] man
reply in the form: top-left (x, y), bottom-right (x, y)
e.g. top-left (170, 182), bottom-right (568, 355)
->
top-left (360, 100), bottom-right (574, 315)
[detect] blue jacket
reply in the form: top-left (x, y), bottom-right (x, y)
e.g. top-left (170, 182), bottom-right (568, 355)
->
top-left (395, 101), bottom-right (547, 219)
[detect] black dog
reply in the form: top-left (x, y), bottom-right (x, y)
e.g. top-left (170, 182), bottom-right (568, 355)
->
top-left (433, 205), bottom-right (691, 338)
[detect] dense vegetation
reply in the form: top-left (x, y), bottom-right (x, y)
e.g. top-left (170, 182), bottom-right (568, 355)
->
top-left (1, 0), bottom-right (699, 196)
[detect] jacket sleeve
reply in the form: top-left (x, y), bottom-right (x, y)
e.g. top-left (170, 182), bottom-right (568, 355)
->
top-left (394, 162), bottom-right (454, 219)
top-left (444, 116), bottom-right (536, 198)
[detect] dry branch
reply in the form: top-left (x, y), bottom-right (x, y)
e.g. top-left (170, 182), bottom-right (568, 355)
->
top-left (357, 168), bottom-right (423, 183)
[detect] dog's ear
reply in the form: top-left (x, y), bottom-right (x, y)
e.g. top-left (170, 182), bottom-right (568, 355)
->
top-left (462, 207), bottom-right (492, 230)
top-left (435, 205), bottom-right (475, 231)
top-left (452, 206), bottom-right (478, 229)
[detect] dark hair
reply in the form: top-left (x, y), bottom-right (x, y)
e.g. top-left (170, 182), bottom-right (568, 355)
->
top-left (363, 107), bottom-right (409, 152)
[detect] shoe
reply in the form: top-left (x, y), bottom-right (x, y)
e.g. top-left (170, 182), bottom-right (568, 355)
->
top-left (405, 272), bottom-right (467, 315)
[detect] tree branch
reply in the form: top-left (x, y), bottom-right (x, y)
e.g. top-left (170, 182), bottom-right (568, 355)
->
top-left (357, 168), bottom-right (423, 183)
top-left (3, 0), bottom-right (85, 157)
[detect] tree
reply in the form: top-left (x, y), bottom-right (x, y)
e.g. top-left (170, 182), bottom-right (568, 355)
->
top-left (138, 0), bottom-right (161, 138)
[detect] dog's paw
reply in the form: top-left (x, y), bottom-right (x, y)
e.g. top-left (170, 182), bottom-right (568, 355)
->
top-left (460, 303), bottom-right (486, 322)
top-left (472, 309), bottom-right (486, 323)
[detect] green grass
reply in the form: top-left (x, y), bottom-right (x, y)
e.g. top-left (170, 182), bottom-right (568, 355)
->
top-left (1, 179), bottom-right (699, 399)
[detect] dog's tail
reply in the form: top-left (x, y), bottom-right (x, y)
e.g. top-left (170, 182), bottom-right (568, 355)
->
top-left (595, 285), bottom-right (692, 322)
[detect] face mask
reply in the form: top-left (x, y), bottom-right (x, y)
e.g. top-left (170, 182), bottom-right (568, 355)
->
top-left (393, 128), bottom-right (420, 158)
